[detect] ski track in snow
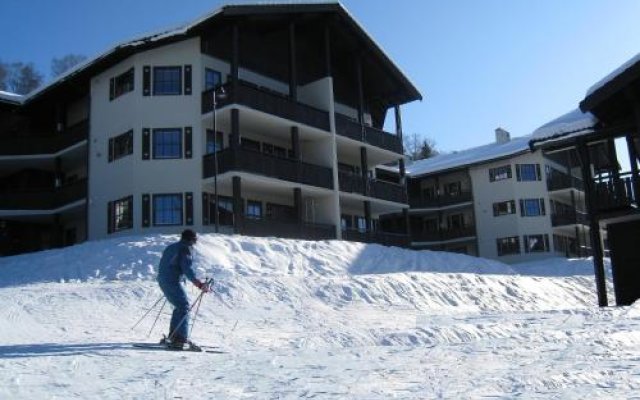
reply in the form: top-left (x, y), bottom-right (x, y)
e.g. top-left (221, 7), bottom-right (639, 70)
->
top-left (0, 234), bottom-right (638, 399)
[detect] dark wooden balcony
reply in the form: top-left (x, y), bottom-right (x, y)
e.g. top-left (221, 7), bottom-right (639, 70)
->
top-left (551, 211), bottom-right (589, 227)
top-left (412, 225), bottom-right (476, 242)
top-left (547, 171), bottom-right (584, 192)
top-left (240, 218), bottom-right (336, 241)
top-left (342, 229), bottom-right (410, 248)
top-left (409, 191), bottom-right (473, 209)
top-left (369, 179), bottom-right (407, 203)
top-left (593, 172), bottom-right (638, 213)
top-left (203, 148), bottom-right (334, 190)
top-left (338, 172), bottom-right (407, 203)
top-left (0, 179), bottom-right (87, 210)
top-left (202, 81), bottom-right (330, 132)
top-left (0, 119), bottom-right (89, 156)
top-left (334, 113), bottom-right (403, 154)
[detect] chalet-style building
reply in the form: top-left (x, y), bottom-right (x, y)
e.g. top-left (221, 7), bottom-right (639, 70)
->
top-left (0, 2), bottom-right (421, 256)
top-left (531, 54), bottom-right (640, 306)
top-left (378, 127), bottom-right (595, 264)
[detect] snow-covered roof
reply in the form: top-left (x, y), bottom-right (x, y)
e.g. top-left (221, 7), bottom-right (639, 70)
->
top-left (586, 52), bottom-right (640, 97)
top-left (18, 1), bottom-right (421, 104)
top-left (0, 90), bottom-right (24, 104)
top-left (406, 134), bottom-right (532, 177)
top-left (528, 108), bottom-right (598, 148)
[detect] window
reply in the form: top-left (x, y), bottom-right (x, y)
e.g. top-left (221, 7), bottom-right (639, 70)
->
top-left (153, 66), bottom-right (182, 95)
top-left (516, 164), bottom-right (541, 181)
top-left (497, 236), bottom-right (520, 256)
top-left (444, 181), bottom-right (461, 196)
top-left (111, 68), bottom-right (134, 100)
top-left (153, 194), bottom-right (183, 226)
top-left (520, 198), bottom-right (546, 217)
top-left (205, 68), bottom-right (222, 90)
top-left (422, 186), bottom-right (437, 199)
top-left (524, 234), bottom-right (549, 253)
top-left (489, 165), bottom-right (512, 182)
top-left (112, 196), bottom-right (133, 231)
top-left (109, 130), bottom-right (133, 162)
top-left (447, 213), bottom-right (464, 229)
top-left (247, 200), bottom-right (262, 219)
top-left (356, 216), bottom-right (367, 232)
top-left (241, 137), bottom-right (261, 152)
top-left (153, 128), bottom-right (182, 159)
top-left (341, 214), bottom-right (353, 230)
top-left (493, 200), bottom-right (516, 216)
top-left (206, 130), bottom-right (223, 154)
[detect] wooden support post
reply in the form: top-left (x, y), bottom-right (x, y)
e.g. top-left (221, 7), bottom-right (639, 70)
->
top-left (291, 126), bottom-right (300, 160)
top-left (233, 176), bottom-right (242, 234)
top-left (288, 21), bottom-right (297, 100)
top-left (231, 22), bottom-right (239, 95)
top-left (360, 146), bottom-right (368, 196)
top-left (324, 23), bottom-right (332, 77)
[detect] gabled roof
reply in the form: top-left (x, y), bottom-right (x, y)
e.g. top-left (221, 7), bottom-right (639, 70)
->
top-left (406, 135), bottom-right (532, 177)
top-left (580, 52), bottom-right (640, 114)
top-left (17, 2), bottom-right (422, 106)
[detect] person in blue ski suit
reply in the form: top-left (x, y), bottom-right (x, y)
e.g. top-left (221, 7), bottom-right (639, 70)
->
top-left (157, 229), bottom-right (209, 348)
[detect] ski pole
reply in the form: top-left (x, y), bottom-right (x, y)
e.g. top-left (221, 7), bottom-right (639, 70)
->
top-left (147, 297), bottom-right (168, 338)
top-left (168, 289), bottom-right (207, 341)
top-left (188, 278), bottom-right (212, 339)
top-left (131, 293), bottom-right (165, 331)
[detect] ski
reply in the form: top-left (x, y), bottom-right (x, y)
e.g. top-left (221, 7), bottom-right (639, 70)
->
top-left (132, 343), bottom-right (225, 354)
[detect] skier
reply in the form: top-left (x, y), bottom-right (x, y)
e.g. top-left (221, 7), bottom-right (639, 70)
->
top-left (157, 229), bottom-right (209, 349)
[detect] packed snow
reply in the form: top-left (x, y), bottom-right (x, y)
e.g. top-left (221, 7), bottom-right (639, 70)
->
top-left (586, 52), bottom-right (640, 97)
top-left (1, 233), bottom-right (638, 399)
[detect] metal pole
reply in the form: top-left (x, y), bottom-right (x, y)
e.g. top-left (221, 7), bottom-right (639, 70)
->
top-left (213, 89), bottom-right (220, 233)
top-left (130, 293), bottom-right (166, 331)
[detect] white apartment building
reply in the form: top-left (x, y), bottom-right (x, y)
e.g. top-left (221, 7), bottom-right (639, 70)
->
top-left (0, 2), bottom-right (421, 256)
top-left (396, 127), bottom-right (592, 264)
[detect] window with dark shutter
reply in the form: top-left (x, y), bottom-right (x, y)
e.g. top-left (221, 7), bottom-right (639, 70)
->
top-left (142, 194), bottom-right (151, 227)
top-left (185, 192), bottom-right (194, 225)
top-left (202, 193), bottom-right (210, 225)
top-left (110, 68), bottom-right (134, 100)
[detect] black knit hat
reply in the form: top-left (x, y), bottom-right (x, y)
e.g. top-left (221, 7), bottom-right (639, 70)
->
top-left (181, 229), bottom-right (197, 242)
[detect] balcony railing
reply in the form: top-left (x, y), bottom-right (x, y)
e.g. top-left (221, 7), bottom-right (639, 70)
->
top-left (0, 179), bottom-right (87, 210)
top-left (409, 191), bottom-right (473, 209)
top-left (202, 81), bottom-right (330, 132)
top-left (342, 229), bottom-right (410, 248)
top-left (412, 225), bottom-right (477, 242)
top-left (240, 218), bottom-right (336, 241)
top-left (203, 148), bottom-right (334, 190)
top-left (547, 171), bottom-right (584, 192)
top-left (593, 172), bottom-right (638, 212)
top-left (551, 211), bottom-right (589, 227)
top-left (369, 179), bottom-right (407, 203)
top-left (338, 172), bottom-right (406, 203)
top-left (0, 119), bottom-right (89, 156)
top-left (334, 113), bottom-right (403, 154)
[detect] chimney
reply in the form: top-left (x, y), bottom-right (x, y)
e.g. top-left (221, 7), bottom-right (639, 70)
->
top-left (495, 127), bottom-right (510, 144)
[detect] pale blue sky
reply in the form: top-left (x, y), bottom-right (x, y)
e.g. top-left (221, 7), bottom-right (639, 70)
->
top-left (2, 0), bottom-right (640, 152)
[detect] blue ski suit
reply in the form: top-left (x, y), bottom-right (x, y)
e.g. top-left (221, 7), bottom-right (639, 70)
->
top-left (157, 239), bottom-right (198, 341)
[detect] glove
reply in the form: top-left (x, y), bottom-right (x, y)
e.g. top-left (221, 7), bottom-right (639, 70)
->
top-left (194, 279), bottom-right (211, 293)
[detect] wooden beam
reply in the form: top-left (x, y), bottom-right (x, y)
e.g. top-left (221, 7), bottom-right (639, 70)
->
top-left (288, 21), bottom-right (297, 100)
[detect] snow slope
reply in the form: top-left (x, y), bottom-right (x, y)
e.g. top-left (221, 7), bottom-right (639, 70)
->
top-left (0, 234), bottom-right (638, 399)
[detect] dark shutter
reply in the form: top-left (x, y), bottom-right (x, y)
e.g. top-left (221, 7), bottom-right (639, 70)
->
top-left (492, 203), bottom-right (498, 216)
top-left (536, 164), bottom-right (542, 181)
top-left (142, 194), bottom-right (151, 227)
top-left (143, 66), bottom-right (151, 96)
top-left (107, 201), bottom-right (114, 234)
top-left (184, 127), bottom-right (193, 159)
top-left (516, 164), bottom-right (521, 181)
top-left (127, 130), bottom-right (134, 155)
top-left (202, 193), bottom-right (210, 225)
top-left (544, 234), bottom-right (550, 251)
top-left (108, 138), bottom-right (114, 162)
top-left (540, 198), bottom-right (546, 215)
top-left (524, 235), bottom-right (529, 253)
top-left (185, 192), bottom-right (194, 226)
top-left (519, 199), bottom-right (524, 216)
top-left (142, 128), bottom-right (151, 160)
top-left (184, 65), bottom-right (192, 95)
top-left (109, 78), bottom-right (115, 101)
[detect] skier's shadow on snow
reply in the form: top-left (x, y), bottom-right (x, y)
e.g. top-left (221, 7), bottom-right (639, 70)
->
top-left (0, 343), bottom-right (133, 358)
